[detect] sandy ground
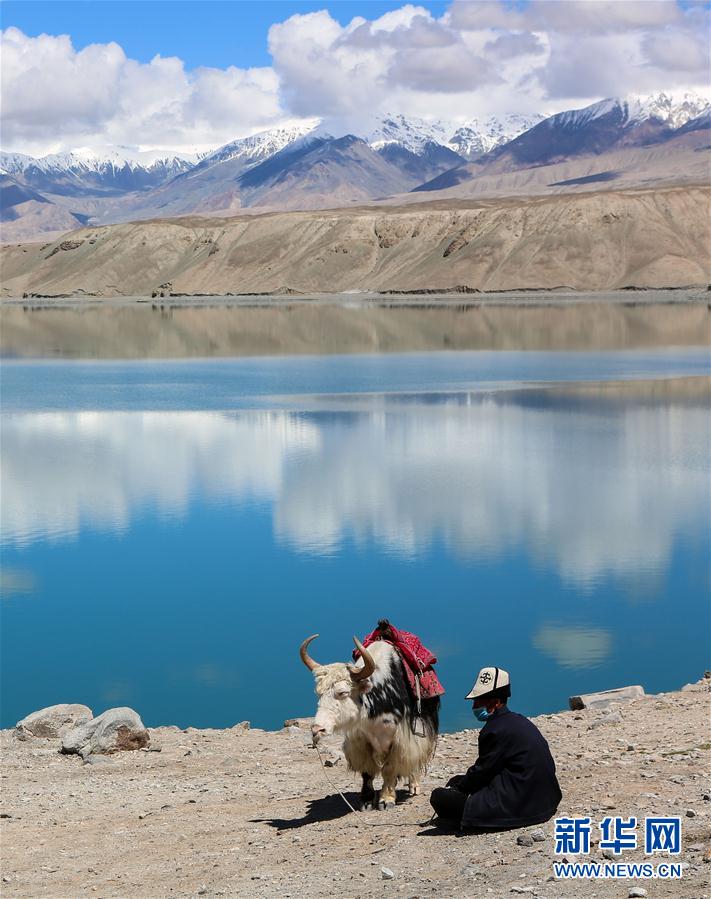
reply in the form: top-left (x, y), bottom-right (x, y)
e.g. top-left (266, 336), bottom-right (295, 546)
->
top-left (1, 679), bottom-right (709, 899)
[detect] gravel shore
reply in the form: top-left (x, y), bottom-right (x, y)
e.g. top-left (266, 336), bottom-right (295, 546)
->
top-left (1, 679), bottom-right (709, 899)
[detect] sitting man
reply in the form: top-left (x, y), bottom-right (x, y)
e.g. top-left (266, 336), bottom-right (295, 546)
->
top-left (430, 666), bottom-right (562, 831)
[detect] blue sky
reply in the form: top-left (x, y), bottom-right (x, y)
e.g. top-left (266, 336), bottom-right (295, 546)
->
top-left (1, 1), bottom-right (449, 68)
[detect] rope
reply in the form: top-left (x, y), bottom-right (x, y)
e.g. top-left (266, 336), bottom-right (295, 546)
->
top-left (314, 743), bottom-right (359, 814)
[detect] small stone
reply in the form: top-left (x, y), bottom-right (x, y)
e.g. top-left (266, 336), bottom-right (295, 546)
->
top-left (516, 833), bottom-right (534, 847)
top-left (588, 710), bottom-right (622, 729)
top-left (197, 887), bottom-right (208, 895)
top-left (685, 808), bottom-right (696, 817)
top-left (2, 875), bottom-right (11, 883)
top-left (283, 717), bottom-right (313, 729)
top-left (530, 829), bottom-right (546, 842)
top-left (602, 848), bottom-right (618, 860)
top-left (688, 843), bottom-right (705, 852)
top-left (460, 864), bottom-right (480, 877)
top-left (381, 867), bottom-right (395, 880)
top-left (628, 889), bottom-right (647, 898)
top-left (703, 793), bottom-right (710, 801)
top-left (83, 754), bottom-right (113, 766)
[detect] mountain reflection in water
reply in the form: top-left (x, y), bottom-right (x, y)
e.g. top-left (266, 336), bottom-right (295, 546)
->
top-left (2, 373), bottom-right (708, 732)
top-left (2, 297), bottom-right (710, 358)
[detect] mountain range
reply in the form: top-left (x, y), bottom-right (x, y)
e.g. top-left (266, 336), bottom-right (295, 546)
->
top-left (1, 92), bottom-right (708, 242)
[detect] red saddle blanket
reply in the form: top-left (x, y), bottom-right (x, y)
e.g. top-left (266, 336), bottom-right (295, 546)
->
top-left (354, 621), bottom-right (445, 699)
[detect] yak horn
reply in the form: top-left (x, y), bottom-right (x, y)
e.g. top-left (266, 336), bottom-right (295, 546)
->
top-left (349, 636), bottom-right (376, 681)
top-left (300, 634), bottom-right (321, 671)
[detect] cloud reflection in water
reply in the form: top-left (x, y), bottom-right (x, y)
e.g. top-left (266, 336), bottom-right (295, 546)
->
top-left (1, 389), bottom-right (708, 588)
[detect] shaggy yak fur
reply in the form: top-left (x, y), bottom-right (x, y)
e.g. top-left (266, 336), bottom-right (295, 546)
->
top-left (309, 640), bottom-right (439, 810)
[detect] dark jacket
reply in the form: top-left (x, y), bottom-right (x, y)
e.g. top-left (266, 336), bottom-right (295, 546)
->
top-left (456, 707), bottom-right (562, 829)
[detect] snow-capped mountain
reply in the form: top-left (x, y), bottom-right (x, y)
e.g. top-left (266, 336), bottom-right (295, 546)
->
top-left (3, 92), bottom-right (708, 240)
top-left (554, 92), bottom-right (710, 132)
top-left (193, 123), bottom-right (320, 172)
top-left (448, 114), bottom-right (545, 158)
top-left (359, 112), bottom-right (544, 159)
top-left (365, 114), bottom-right (451, 153)
top-left (0, 146), bottom-right (200, 197)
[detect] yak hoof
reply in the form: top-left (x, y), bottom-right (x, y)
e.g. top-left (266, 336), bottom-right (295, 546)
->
top-left (378, 799), bottom-right (395, 810)
top-left (360, 800), bottom-right (374, 811)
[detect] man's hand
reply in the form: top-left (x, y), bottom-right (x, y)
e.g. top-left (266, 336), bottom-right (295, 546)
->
top-left (446, 774), bottom-right (466, 790)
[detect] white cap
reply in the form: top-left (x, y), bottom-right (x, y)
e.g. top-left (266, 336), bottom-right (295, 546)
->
top-left (465, 666), bottom-right (510, 700)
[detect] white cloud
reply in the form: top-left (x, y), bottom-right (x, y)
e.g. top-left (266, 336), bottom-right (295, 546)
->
top-left (1, 1), bottom-right (709, 156)
top-left (0, 26), bottom-right (286, 156)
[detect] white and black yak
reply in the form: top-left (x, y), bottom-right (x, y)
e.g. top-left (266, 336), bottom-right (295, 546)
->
top-left (300, 633), bottom-right (440, 810)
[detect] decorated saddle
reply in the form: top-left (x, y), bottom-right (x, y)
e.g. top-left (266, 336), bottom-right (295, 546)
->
top-left (354, 619), bottom-right (445, 699)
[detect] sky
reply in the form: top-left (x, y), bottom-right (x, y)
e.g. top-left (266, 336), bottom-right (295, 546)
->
top-left (1, 0), bottom-right (709, 156)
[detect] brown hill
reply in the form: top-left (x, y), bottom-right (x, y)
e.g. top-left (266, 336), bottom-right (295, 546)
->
top-left (2, 185), bottom-right (709, 298)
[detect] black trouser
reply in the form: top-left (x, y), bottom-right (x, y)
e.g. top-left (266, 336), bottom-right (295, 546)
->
top-left (430, 787), bottom-right (467, 824)
top-left (430, 787), bottom-right (518, 833)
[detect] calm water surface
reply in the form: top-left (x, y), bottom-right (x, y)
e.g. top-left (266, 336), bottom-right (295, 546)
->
top-left (1, 349), bottom-right (709, 732)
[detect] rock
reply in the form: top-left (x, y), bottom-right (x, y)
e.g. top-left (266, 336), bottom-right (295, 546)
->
top-left (530, 829), bottom-right (546, 842)
top-left (82, 754), bottom-right (114, 766)
top-left (15, 704), bottom-right (93, 741)
top-left (381, 867), bottom-right (395, 880)
top-left (231, 721), bottom-right (250, 732)
top-left (460, 864), bottom-right (480, 877)
top-left (569, 686), bottom-right (645, 711)
top-left (685, 808), bottom-right (696, 817)
top-left (283, 717), bottom-right (314, 729)
top-left (61, 707), bottom-right (150, 758)
top-left (588, 710), bottom-right (622, 729)
top-left (516, 833), bottom-right (534, 847)
top-left (602, 848), bottom-right (618, 860)
top-left (628, 889), bottom-right (647, 898)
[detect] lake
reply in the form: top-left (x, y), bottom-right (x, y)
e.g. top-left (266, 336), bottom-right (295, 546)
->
top-left (1, 348), bottom-right (709, 733)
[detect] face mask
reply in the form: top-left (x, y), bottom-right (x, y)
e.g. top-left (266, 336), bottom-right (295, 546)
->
top-left (473, 707), bottom-right (492, 722)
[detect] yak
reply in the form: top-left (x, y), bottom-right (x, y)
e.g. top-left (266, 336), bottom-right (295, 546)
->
top-left (300, 633), bottom-right (439, 810)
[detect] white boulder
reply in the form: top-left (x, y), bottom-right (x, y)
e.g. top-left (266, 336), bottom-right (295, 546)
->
top-left (15, 704), bottom-right (93, 741)
top-left (61, 707), bottom-right (150, 758)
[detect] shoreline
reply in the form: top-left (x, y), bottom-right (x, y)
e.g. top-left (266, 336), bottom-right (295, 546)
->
top-left (1, 287), bottom-right (709, 308)
top-left (1, 677), bottom-right (709, 898)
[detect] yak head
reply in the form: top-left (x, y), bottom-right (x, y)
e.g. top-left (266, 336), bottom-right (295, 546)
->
top-left (299, 634), bottom-right (376, 745)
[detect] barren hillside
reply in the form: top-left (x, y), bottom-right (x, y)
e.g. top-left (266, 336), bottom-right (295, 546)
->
top-left (2, 186), bottom-right (709, 297)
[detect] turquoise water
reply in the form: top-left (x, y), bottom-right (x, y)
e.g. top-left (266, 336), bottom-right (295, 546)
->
top-left (1, 349), bottom-right (709, 732)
